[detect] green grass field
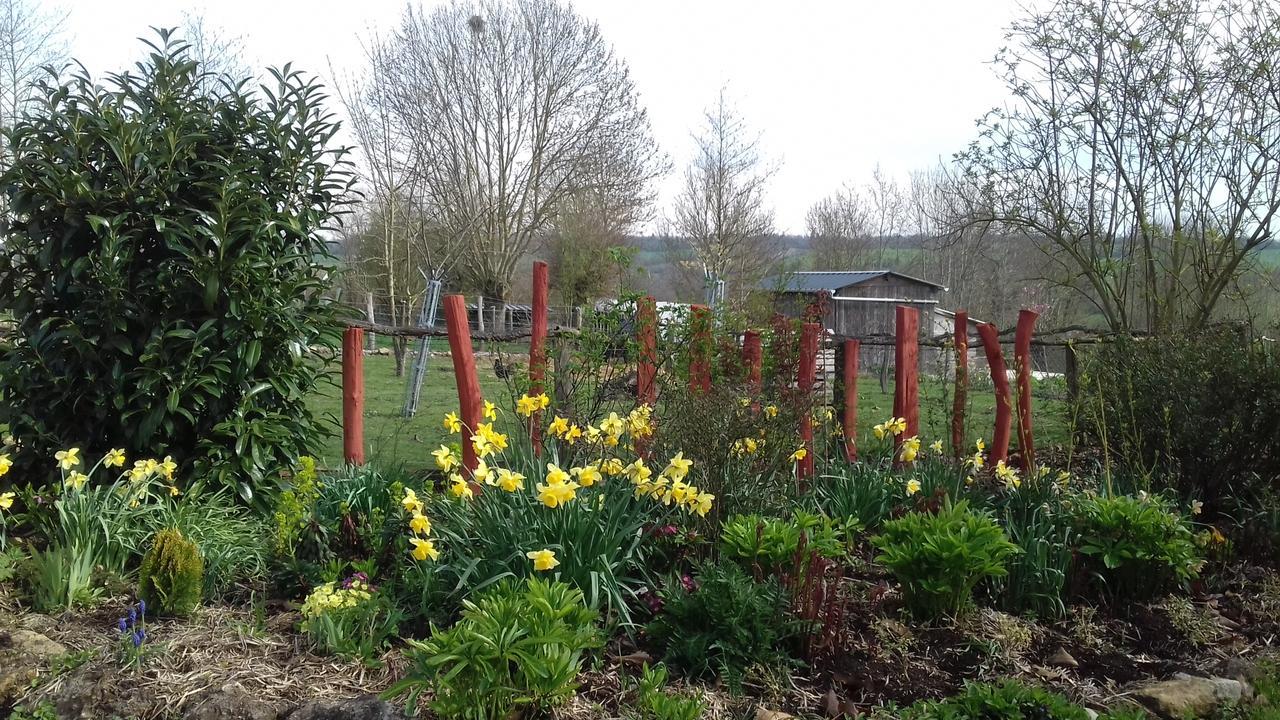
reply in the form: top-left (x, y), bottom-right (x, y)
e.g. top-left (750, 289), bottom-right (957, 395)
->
top-left (307, 354), bottom-right (1070, 470)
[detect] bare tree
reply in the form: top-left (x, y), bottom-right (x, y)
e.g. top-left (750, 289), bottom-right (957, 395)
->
top-left (371, 0), bottom-right (664, 324)
top-left (180, 12), bottom-right (250, 88)
top-left (956, 0), bottom-right (1280, 334)
top-left (0, 0), bottom-right (66, 162)
top-left (806, 185), bottom-right (874, 269)
top-left (671, 89), bottom-right (782, 304)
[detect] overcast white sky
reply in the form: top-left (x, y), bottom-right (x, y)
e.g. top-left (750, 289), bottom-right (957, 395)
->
top-left (61, 0), bottom-right (1031, 234)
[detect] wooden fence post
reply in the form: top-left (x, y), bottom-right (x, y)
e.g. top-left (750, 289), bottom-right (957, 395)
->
top-left (1014, 308), bottom-right (1040, 470)
top-left (797, 322), bottom-right (820, 481)
top-left (977, 322), bottom-right (1012, 465)
top-left (637, 296), bottom-right (658, 407)
top-left (951, 311), bottom-right (969, 458)
top-left (894, 307), bottom-right (920, 454)
top-left (742, 330), bottom-right (762, 411)
top-left (342, 327), bottom-right (365, 465)
top-left (445, 295), bottom-right (483, 477)
top-left (689, 305), bottom-right (712, 394)
top-left (364, 292), bottom-right (376, 351)
top-left (840, 339), bottom-right (859, 461)
top-left (529, 261), bottom-right (549, 455)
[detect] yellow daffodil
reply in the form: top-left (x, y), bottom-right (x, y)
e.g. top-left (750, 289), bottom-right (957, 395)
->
top-left (905, 478), bottom-right (921, 496)
top-left (763, 405), bottom-right (779, 418)
top-left (965, 475), bottom-right (975, 486)
top-left (995, 460), bottom-right (1020, 490)
top-left (104, 448), bottom-right (126, 468)
top-left (168, 485), bottom-right (181, 497)
top-left (1191, 500), bottom-right (1203, 516)
top-left (516, 394), bottom-right (540, 417)
top-left (55, 447), bottom-right (81, 470)
top-left (548, 416), bottom-right (570, 437)
top-left (443, 412), bottom-right (462, 433)
top-left (160, 455), bottom-right (177, 479)
top-left (0, 491), bottom-right (14, 510)
top-left (483, 400), bottom-right (498, 421)
top-left (975, 438), bottom-right (986, 452)
top-left (402, 489), bottom-right (423, 514)
top-left (564, 424), bottom-right (583, 445)
top-left (692, 491), bottom-right (714, 517)
top-left (664, 452), bottom-right (692, 481)
top-left (473, 459), bottom-right (496, 486)
top-left (929, 440), bottom-right (943, 455)
top-left (738, 397), bottom-right (751, 408)
top-left (0, 454), bottom-right (11, 477)
top-left (433, 446), bottom-right (458, 472)
top-left (497, 468), bottom-right (526, 492)
top-left (409, 512), bottom-right (432, 536)
top-left (410, 537), bottom-right (440, 561)
top-left (599, 412), bottom-right (626, 437)
top-left (449, 476), bottom-right (474, 500)
top-left (526, 548), bottom-right (560, 571)
top-left (536, 478), bottom-right (579, 508)
top-left (970, 451), bottom-right (986, 470)
top-left (900, 436), bottom-right (921, 464)
top-left (585, 425), bottom-right (603, 445)
top-left (472, 434), bottom-right (495, 458)
top-left (888, 417), bottom-right (907, 436)
top-left (873, 423), bottom-right (887, 440)
top-left (66, 471), bottom-right (89, 491)
top-left (545, 463), bottom-right (571, 486)
top-left (625, 459), bottom-right (652, 484)
top-left (572, 464), bottom-right (602, 487)
top-left (628, 405), bottom-right (654, 437)
top-left (790, 447), bottom-right (808, 463)
top-left (601, 458), bottom-right (625, 476)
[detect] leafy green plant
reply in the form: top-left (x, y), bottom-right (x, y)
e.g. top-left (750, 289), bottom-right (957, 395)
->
top-left (138, 527), bottom-right (204, 617)
top-left (1069, 493), bottom-right (1200, 601)
top-left (872, 500), bottom-right (1021, 619)
top-left (812, 462), bottom-right (901, 529)
top-left (646, 560), bottom-right (794, 690)
top-left (386, 577), bottom-right (601, 719)
top-left (148, 490), bottom-right (269, 598)
top-left (0, 29), bottom-right (351, 507)
top-left (720, 511), bottom-right (856, 569)
top-left (627, 664), bottom-right (705, 720)
top-left (26, 543), bottom-right (100, 611)
top-left (299, 573), bottom-right (402, 664)
top-left (985, 483), bottom-right (1073, 618)
top-left (885, 680), bottom-right (1096, 720)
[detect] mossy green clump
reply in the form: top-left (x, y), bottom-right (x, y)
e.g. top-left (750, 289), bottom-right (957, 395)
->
top-left (138, 528), bottom-right (204, 617)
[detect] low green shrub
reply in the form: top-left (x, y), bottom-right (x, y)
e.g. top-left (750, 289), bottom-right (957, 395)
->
top-left (985, 483), bottom-right (1074, 619)
top-left (299, 572), bottom-right (402, 664)
top-left (646, 560), bottom-right (793, 689)
top-left (149, 490), bottom-right (269, 598)
top-left (627, 664), bottom-right (705, 720)
top-left (1069, 493), bottom-right (1200, 602)
top-left (138, 528), bottom-right (204, 617)
top-left (720, 511), bottom-right (856, 568)
top-left (812, 463), bottom-right (901, 529)
top-left (26, 543), bottom-right (99, 612)
top-left (872, 500), bottom-right (1021, 619)
top-left (386, 577), bottom-right (600, 719)
top-left (882, 680), bottom-right (1118, 720)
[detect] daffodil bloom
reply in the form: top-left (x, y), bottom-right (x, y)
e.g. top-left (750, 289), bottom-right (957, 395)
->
top-left (994, 460), bottom-right (1020, 490)
top-left (449, 477), bottom-right (474, 500)
top-left (965, 475), bottom-right (975, 486)
top-left (665, 452), bottom-right (692, 481)
top-left (473, 459), bottom-right (496, 486)
top-left (472, 434), bottom-right (495, 458)
top-left (572, 464), bottom-right (602, 487)
top-left (402, 489), bottom-right (423, 514)
top-left (763, 405), bottom-right (779, 418)
top-left (692, 491), bottom-right (714, 517)
top-left (103, 449), bottom-right (126, 468)
top-left (628, 404), bottom-right (654, 437)
top-left (899, 436), bottom-right (921, 464)
top-left (975, 438), bottom-right (986, 452)
top-left (625, 459), bottom-right (652, 484)
top-left (790, 447), bottom-right (808, 463)
top-left (483, 400), bottom-right (498, 421)
top-left (497, 468), bottom-right (526, 492)
top-left (526, 548), bottom-right (560, 571)
top-left (409, 513), bottom-right (432, 536)
top-left (585, 426), bottom-right (603, 445)
top-left (537, 479), bottom-right (579, 508)
top-left (410, 537), bottom-right (440, 561)
top-left (443, 412), bottom-right (462, 433)
top-left (1056, 470), bottom-right (1071, 487)
top-left (66, 471), bottom-right (89, 491)
top-left (548, 416), bottom-right (570, 437)
top-left (888, 417), bottom-right (907, 436)
top-left (432, 446), bottom-right (458, 472)
top-left (564, 424), bottom-right (583, 445)
top-left (545, 463), bottom-right (571, 486)
top-left (128, 460), bottom-right (151, 483)
top-left (929, 440), bottom-right (943, 455)
top-left (669, 479), bottom-right (691, 505)
top-left (970, 452), bottom-right (986, 470)
top-left (873, 423), bottom-right (887, 440)
top-left (55, 447), bottom-right (81, 470)
top-left (1191, 500), bottom-right (1203, 515)
top-left (160, 456), bottom-right (177, 479)
top-left (0, 491), bottom-right (14, 510)
top-left (599, 412), bottom-right (626, 437)
top-left (168, 485), bottom-right (181, 497)
top-left (516, 394), bottom-right (541, 417)
top-left (0, 454), bottom-right (11, 477)
top-left (601, 458), bottom-right (625, 476)
top-left (905, 478), bottom-right (921, 496)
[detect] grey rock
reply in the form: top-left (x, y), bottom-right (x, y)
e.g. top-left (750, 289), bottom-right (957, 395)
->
top-left (281, 696), bottom-right (406, 720)
top-left (0, 629), bottom-right (68, 704)
top-left (1134, 675), bottom-right (1248, 719)
top-left (183, 683), bottom-right (277, 720)
top-left (1047, 647), bottom-right (1079, 668)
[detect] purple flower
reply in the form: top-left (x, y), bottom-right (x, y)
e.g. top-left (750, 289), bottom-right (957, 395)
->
top-left (127, 607), bottom-right (137, 625)
top-left (680, 574), bottom-right (698, 593)
top-left (132, 628), bottom-right (145, 647)
top-left (117, 618), bottom-right (127, 633)
top-left (138, 600), bottom-right (146, 617)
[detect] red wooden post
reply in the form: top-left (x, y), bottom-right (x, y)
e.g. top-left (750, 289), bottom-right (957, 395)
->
top-left (445, 295), bottom-right (483, 476)
top-left (1014, 308), bottom-right (1040, 470)
top-left (637, 296), bottom-right (658, 407)
top-left (689, 305), bottom-right (712, 394)
top-left (342, 327), bottom-right (365, 465)
top-left (894, 307), bottom-right (920, 454)
top-left (842, 339), bottom-right (859, 462)
top-left (952, 311), bottom-right (969, 458)
top-left (977, 322), bottom-right (1012, 465)
top-left (797, 322), bottom-right (819, 481)
top-left (742, 330), bottom-right (762, 410)
top-left (529, 261), bottom-right (550, 454)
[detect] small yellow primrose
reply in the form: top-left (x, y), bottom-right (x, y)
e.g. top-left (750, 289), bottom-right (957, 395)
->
top-left (103, 449), bottom-right (126, 468)
top-left (433, 446), bottom-right (458, 472)
top-left (526, 548), bottom-right (560, 571)
top-left (55, 447), bottom-right (81, 470)
top-left (410, 536), bottom-right (440, 561)
top-left (443, 412), bottom-right (462, 433)
top-left (905, 478), bottom-right (922, 496)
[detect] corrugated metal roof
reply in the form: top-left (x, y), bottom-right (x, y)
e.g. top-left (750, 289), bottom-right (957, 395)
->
top-left (763, 270), bottom-right (946, 293)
